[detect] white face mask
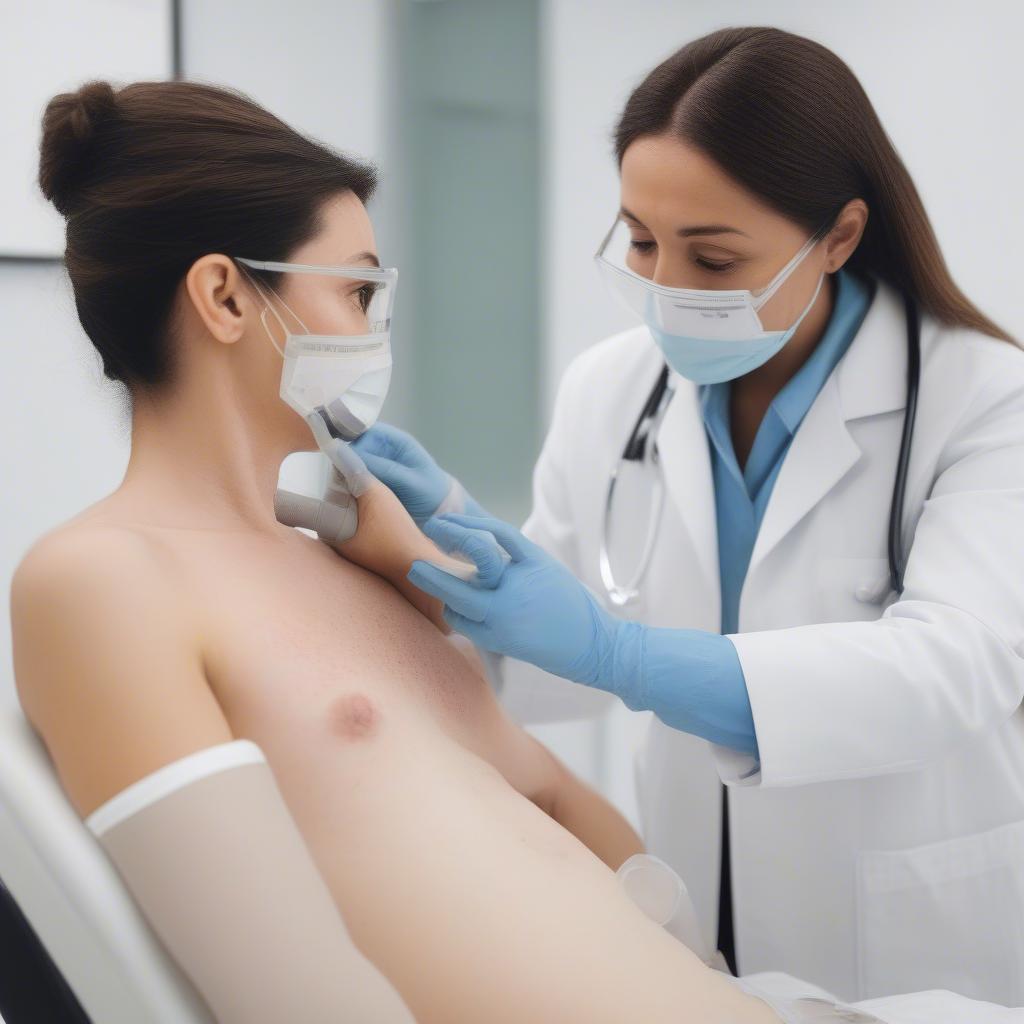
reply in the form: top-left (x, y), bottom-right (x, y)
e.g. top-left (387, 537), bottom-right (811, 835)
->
top-left (235, 257), bottom-right (398, 442)
top-left (595, 218), bottom-right (830, 384)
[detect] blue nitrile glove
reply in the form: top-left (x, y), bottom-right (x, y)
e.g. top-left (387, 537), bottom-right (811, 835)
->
top-left (413, 512), bottom-right (619, 685)
top-left (409, 512), bottom-right (759, 757)
top-left (351, 423), bottom-right (486, 524)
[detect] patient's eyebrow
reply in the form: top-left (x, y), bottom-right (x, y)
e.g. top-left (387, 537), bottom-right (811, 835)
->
top-left (346, 250), bottom-right (381, 267)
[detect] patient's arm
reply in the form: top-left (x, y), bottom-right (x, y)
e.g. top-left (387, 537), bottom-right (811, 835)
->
top-left (10, 527), bottom-right (417, 1024)
top-left (543, 760), bottom-right (646, 871)
top-left (493, 718), bottom-right (646, 872)
top-left (334, 476), bottom-right (452, 631)
top-left (448, 636), bottom-right (645, 871)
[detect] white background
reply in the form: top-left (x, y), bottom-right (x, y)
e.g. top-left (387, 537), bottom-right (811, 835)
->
top-left (1, 1), bottom-right (174, 257)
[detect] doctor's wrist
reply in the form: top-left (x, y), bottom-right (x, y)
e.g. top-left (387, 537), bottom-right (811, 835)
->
top-left (434, 475), bottom-right (489, 520)
top-left (592, 618), bottom-right (646, 708)
top-left (434, 475), bottom-right (467, 518)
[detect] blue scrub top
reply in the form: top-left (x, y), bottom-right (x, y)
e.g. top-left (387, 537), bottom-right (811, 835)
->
top-left (702, 267), bottom-right (875, 635)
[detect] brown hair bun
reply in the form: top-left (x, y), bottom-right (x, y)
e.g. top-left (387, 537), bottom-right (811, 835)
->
top-left (39, 80), bottom-right (119, 217)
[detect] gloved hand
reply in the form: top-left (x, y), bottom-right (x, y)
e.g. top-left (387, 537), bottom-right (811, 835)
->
top-left (323, 438), bottom-right (374, 498)
top-left (408, 512), bottom-right (627, 689)
top-left (310, 440), bottom-right (479, 635)
top-left (352, 423), bottom-right (486, 524)
top-left (408, 513), bottom-right (759, 756)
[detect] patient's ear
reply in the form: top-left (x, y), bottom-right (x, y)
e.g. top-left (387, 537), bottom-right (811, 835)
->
top-left (184, 254), bottom-right (252, 345)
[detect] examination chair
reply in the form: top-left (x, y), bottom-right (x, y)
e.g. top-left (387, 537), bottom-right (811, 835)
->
top-left (0, 702), bottom-right (216, 1024)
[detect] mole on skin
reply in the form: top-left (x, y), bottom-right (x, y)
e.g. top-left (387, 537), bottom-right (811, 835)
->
top-left (328, 692), bottom-right (379, 741)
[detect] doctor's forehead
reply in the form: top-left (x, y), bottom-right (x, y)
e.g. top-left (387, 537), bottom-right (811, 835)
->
top-left (618, 135), bottom-right (785, 237)
top-left (291, 190), bottom-right (379, 266)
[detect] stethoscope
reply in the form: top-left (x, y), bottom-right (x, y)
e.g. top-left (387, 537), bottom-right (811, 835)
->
top-left (599, 291), bottom-right (922, 607)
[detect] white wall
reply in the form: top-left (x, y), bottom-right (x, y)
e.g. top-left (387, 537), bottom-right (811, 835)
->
top-left (539, 0), bottom-right (1024, 822)
top-left (2, 0), bottom-right (173, 258)
top-left (0, 1), bottom-right (400, 710)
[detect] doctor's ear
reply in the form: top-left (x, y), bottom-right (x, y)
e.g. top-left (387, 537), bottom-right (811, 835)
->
top-left (183, 254), bottom-right (254, 346)
top-left (823, 199), bottom-right (869, 273)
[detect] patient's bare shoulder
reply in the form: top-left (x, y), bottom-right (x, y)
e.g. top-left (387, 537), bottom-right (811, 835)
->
top-left (10, 521), bottom-right (234, 819)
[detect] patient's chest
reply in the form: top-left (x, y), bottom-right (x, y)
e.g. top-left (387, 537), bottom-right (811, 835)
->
top-left (181, 529), bottom-right (499, 771)
top-left (167, 524), bottom-right (516, 827)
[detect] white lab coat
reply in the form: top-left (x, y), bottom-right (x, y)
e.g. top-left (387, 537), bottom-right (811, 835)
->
top-left (497, 276), bottom-right (1024, 1007)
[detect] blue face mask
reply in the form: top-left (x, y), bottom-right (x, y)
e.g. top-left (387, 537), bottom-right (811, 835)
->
top-left (595, 219), bottom-right (829, 384)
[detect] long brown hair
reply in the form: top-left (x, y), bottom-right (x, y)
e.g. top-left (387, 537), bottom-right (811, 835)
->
top-left (39, 79), bottom-right (378, 392)
top-left (615, 27), bottom-right (1016, 345)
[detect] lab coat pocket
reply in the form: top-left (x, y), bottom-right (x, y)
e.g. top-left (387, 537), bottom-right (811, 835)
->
top-left (814, 556), bottom-right (894, 623)
top-left (856, 818), bottom-right (1024, 1004)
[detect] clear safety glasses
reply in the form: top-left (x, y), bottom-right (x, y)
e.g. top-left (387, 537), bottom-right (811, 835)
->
top-left (233, 257), bottom-right (398, 349)
top-left (234, 256), bottom-right (399, 442)
top-left (594, 217), bottom-right (828, 340)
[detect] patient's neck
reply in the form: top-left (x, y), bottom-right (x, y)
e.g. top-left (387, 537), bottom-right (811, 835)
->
top-left (119, 364), bottom-right (292, 536)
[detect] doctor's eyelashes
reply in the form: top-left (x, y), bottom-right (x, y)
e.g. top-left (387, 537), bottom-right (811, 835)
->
top-left (626, 237), bottom-right (740, 274)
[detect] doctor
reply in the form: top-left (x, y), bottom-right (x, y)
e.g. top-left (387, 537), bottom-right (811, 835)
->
top-left (351, 27), bottom-right (1024, 1005)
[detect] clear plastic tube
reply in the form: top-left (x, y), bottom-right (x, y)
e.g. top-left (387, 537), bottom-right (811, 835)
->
top-left (616, 853), bottom-right (713, 963)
